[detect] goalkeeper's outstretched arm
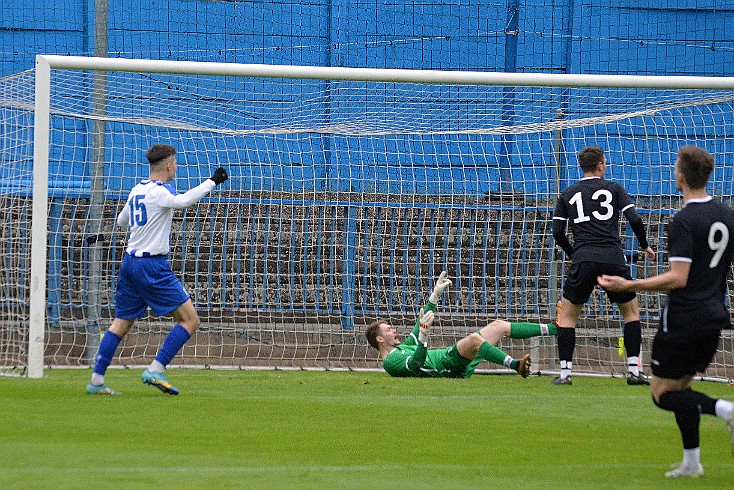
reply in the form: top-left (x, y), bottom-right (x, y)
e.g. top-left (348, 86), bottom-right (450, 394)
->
top-left (403, 308), bottom-right (433, 372)
top-left (402, 271), bottom-right (452, 372)
top-left (405, 271), bottom-right (452, 347)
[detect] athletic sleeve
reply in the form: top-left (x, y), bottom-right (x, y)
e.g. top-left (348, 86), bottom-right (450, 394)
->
top-left (401, 301), bottom-right (438, 372)
top-left (552, 197), bottom-right (574, 257)
top-left (116, 195), bottom-right (131, 229)
top-left (405, 342), bottom-right (428, 373)
top-left (667, 214), bottom-right (693, 263)
top-left (404, 301), bottom-right (438, 348)
top-left (156, 179), bottom-right (216, 209)
top-left (623, 207), bottom-right (649, 249)
top-left (613, 183), bottom-right (648, 249)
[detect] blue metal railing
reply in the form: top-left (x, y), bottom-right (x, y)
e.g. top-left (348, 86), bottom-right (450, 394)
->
top-left (0, 196), bottom-right (684, 327)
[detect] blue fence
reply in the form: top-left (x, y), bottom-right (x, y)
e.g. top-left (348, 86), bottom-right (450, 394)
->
top-left (36, 196), bottom-right (571, 328)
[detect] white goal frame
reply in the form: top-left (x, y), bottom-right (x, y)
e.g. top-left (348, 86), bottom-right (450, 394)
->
top-left (29, 54), bottom-right (734, 378)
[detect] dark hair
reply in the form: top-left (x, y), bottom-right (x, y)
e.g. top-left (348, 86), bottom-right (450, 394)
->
top-left (676, 145), bottom-right (714, 190)
top-left (365, 319), bottom-right (387, 349)
top-left (146, 144), bottom-right (177, 165)
top-left (577, 146), bottom-right (605, 173)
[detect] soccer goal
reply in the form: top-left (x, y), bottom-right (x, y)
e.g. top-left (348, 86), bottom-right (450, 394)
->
top-left (2, 55), bottom-right (733, 380)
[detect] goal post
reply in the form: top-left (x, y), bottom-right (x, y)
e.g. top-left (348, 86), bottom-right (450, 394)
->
top-left (28, 57), bottom-right (51, 378)
top-left (8, 55), bottom-right (734, 379)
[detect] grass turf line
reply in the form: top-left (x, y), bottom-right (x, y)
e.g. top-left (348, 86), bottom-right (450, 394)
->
top-left (1, 369), bottom-right (732, 489)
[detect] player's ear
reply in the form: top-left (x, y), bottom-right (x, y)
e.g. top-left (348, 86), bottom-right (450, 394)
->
top-left (674, 164), bottom-right (686, 186)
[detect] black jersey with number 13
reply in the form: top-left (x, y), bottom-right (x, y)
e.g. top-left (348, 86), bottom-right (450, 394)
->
top-left (554, 177), bottom-right (634, 266)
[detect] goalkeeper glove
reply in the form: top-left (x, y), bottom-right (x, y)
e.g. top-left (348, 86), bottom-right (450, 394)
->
top-left (210, 167), bottom-right (229, 185)
top-left (418, 307), bottom-right (434, 345)
top-left (429, 270), bottom-right (452, 304)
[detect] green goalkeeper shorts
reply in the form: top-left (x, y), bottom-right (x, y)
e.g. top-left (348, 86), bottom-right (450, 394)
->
top-left (427, 344), bottom-right (483, 378)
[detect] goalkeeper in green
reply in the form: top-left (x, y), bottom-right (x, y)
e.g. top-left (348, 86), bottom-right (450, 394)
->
top-left (365, 271), bottom-right (558, 378)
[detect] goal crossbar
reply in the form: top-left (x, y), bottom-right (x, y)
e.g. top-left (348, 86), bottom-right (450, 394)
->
top-left (37, 55), bottom-right (734, 89)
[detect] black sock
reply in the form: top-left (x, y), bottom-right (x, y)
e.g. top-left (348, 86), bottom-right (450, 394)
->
top-left (623, 320), bottom-right (641, 357)
top-left (556, 327), bottom-right (575, 365)
top-left (654, 389), bottom-right (718, 449)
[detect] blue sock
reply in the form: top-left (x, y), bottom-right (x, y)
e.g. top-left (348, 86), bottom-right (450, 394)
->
top-left (155, 325), bottom-right (191, 367)
top-left (93, 331), bottom-right (122, 375)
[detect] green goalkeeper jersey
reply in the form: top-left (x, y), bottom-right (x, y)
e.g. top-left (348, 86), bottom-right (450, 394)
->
top-left (381, 301), bottom-right (482, 378)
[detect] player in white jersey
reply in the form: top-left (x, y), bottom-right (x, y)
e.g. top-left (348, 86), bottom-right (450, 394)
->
top-left (86, 144), bottom-right (228, 395)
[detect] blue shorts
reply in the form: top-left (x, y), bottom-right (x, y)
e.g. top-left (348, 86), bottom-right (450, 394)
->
top-left (114, 254), bottom-right (190, 319)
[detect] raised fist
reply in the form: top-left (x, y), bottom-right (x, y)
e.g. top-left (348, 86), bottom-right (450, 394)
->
top-left (211, 167), bottom-right (229, 185)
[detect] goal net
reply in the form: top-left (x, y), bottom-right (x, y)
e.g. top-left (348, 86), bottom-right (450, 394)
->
top-left (2, 56), bottom-right (733, 380)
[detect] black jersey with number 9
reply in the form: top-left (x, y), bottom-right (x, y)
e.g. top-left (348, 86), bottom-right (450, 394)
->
top-left (666, 197), bottom-right (734, 331)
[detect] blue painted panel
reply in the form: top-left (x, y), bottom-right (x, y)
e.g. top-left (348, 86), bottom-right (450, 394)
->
top-left (0, 30), bottom-right (87, 74)
top-left (100, 128), bottom-right (328, 195)
top-left (331, 0), bottom-right (507, 70)
top-left (516, 0), bottom-right (573, 72)
top-left (574, 4), bottom-right (734, 76)
top-left (108, 0), bottom-right (328, 64)
top-left (322, 133), bottom-right (559, 196)
top-left (0, 0), bottom-right (84, 30)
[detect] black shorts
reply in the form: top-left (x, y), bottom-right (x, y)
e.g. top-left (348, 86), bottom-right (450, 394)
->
top-left (650, 329), bottom-right (721, 379)
top-left (562, 261), bottom-right (636, 305)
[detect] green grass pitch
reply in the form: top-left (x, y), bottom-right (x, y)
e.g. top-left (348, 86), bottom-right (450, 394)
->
top-left (1, 369), bottom-right (732, 489)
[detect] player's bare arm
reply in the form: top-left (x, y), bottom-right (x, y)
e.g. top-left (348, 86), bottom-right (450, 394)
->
top-left (598, 260), bottom-right (690, 292)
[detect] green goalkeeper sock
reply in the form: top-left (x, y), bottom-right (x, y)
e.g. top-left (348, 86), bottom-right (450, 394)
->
top-left (510, 322), bottom-right (558, 339)
top-left (478, 341), bottom-right (514, 369)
